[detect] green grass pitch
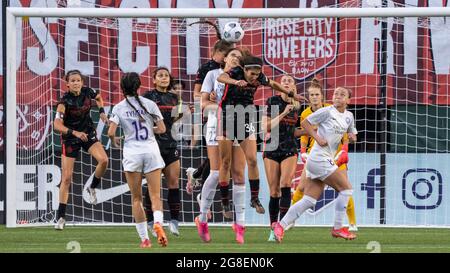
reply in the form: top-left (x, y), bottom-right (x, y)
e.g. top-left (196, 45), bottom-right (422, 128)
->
top-left (1, 225), bottom-right (450, 253)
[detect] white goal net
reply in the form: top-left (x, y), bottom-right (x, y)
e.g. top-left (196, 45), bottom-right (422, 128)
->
top-left (5, 0), bottom-right (450, 228)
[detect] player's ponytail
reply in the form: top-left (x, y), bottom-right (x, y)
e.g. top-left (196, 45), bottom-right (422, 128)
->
top-left (188, 21), bottom-right (234, 54)
top-left (189, 20), bottom-right (222, 40)
top-left (120, 72), bottom-right (151, 122)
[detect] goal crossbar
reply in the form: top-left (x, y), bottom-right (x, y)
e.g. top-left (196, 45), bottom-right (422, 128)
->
top-left (7, 7), bottom-right (450, 18)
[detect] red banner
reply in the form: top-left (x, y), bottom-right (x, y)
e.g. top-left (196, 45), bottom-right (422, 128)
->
top-left (1, 0), bottom-right (449, 108)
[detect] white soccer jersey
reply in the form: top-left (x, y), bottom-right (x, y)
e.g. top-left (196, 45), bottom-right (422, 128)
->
top-left (201, 68), bottom-right (225, 103)
top-left (306, 105), bottom-right (357, 161)
top-left (109, 96), bottom-right (163, 156)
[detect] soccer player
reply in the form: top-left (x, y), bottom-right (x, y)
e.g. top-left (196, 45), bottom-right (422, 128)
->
top-left (194, 48), bottom-right (247, 242)
top-left (108, 72), bottom-right (167, 248)
top-left (217, 53), bottom-right (306, 244)
top-left (273, 87), bottom-right (358, 242)
top-left (291, 79), bottom-right (357, 231)
top-left (143, 67), bottom-right (183, 236)
top-left (53, 70), bottom-right (109, 230)
top-left (262, 75), bottom-right (306, 241)
top-left (186, 26), bottom-right (234, 199)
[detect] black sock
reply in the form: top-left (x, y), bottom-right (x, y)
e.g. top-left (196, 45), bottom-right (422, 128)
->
top-left (90, 175), bottom-right (101, 189)
top-left (249, 179), bottom-right (260, 200)
top-left (219, 181), bottom-right (230, 206)
top-left (143, 188), bottom-right (154, 222)
top-left (168, 188), bottom-right (180, 221)
top-left (269, 196), bottom-right (280, 225)
top-left (201, 159), bottom-right (211, 183)
top-left (57, 203), bottom-right (67, 219)
top-left (193, 159), bottom-right (209, 179)
top-left (280, 187), bottom-right (292, 220)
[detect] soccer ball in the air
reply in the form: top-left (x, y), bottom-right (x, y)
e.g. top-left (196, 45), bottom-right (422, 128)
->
top-left (222, 21), bottom-right (245, 43)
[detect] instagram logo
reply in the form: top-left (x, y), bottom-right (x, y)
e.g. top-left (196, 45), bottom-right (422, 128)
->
top-left (402, 169), bottom-right (443, 210)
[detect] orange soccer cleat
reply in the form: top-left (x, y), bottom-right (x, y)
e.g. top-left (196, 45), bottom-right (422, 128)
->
top-left (153, 222), bottom-right (168, 247)
top-left (331, 227), bottom-right (357, 240)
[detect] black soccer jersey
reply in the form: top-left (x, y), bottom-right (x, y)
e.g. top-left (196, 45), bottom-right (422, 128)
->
top-left (195, 59), bottom-right (221, 85)
top-left (58, 87), bottom-right (98, 140)
top-left (220, 66), bottom-right (270, 108)
top-left (143, 89), bottom-right (179, 150)
top-left (264, 95), bottom-right (300, 154)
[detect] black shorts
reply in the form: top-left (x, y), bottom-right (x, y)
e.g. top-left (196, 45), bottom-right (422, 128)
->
top-left (219, 110), bottom-right (257, 143)
top-left (160, 148), bottom-right (180, 167)
top-left (263, 151), bottom-right (298, 164)
top-left (62, 130), bottom-right (98, 158)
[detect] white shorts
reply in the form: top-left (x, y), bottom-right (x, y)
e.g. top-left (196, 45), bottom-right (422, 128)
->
top-left (305, 157), bottom-right (338, 181)
top-left (205, 111), bottom-right (239, 147)
top-left (122, 153), bottom-right (165, 174)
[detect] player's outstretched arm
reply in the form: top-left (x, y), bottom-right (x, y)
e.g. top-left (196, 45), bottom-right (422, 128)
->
top-left (269, 79), bottom-right (307, 102)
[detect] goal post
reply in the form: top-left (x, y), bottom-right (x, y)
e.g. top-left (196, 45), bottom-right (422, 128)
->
top-left (5, 5), bottom-right (450, 228)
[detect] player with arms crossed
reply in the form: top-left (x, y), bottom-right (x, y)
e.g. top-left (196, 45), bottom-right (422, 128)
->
top-left (53, 70), bottom-right (109, 230)
top-left (108, 72), bottom-right (168, 248)
top-left (291, 79), bottom-right (357, 231)
top-left (273, 87), bottom-right (358, 242)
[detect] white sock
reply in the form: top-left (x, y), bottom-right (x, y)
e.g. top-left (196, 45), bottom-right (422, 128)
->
top-left (334, 190), bottom-right (353, 229)
top-left (280, 195), bottom-right (316, 229)
top-left (233, 183), bottom-right (246, 226)
top-left (200, 170), bottom-right (219, 223)
top-left (153, 210), bottom-right (163, 225)
top-left (136, 221), bottom-right (149, 241)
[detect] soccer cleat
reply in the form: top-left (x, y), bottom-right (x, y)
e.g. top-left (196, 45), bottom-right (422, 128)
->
top-left (348, 224), bottom-right (358, 232)
top-left (196, 193), bottom-right (212, 220)
top-left (54, 217), bottom-right (66, 230)
top-left (250, 198), bottom-right (265, 214)
top-left (195, 216), bottom-right (211, 243)
top-left (232, 223), bottom-right (246, 244)
top-left (169, 219), bottom-right (180, 236)
top-left (147, 221), bottom-right (157, 238)
top-left (272, 222), bottom-right (285, 243)
top-left (267, 229), bottom-right (276, 242)
top-left (153, 222), bottom-right (168, 247)
top-left (87, 187), bottom-right (98, 205)
top-left (186, 167), bottom-right (200, 195)
top-left (221, 202), bottom-right (233, 219)
top-left (331, 227), bottom-right (357, 240)
top-left (139, 239), bottom-right (152, 248)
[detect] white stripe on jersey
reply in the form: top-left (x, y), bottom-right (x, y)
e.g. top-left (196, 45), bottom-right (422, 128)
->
top-left (109, 96), bottom-right (164, 156)
top-left (307, 105), bottom-right (357, 161)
